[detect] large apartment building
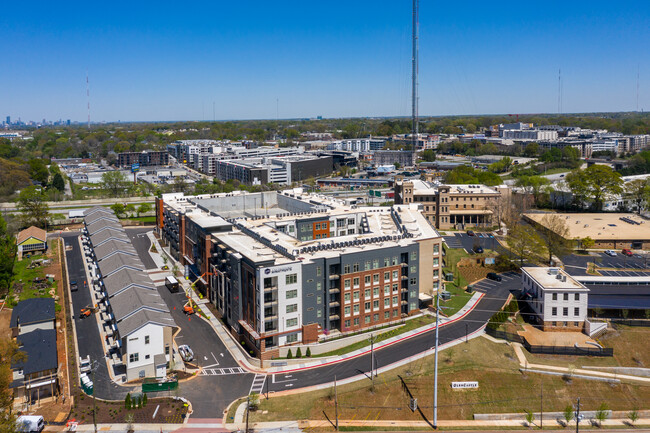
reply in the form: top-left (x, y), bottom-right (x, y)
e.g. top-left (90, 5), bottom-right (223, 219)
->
top-left (156, 189), bottom-right (443, 359)
top-left (117, 151), bottom-right (169, 168)
top-left (394, 178), bottom-right (504, 230)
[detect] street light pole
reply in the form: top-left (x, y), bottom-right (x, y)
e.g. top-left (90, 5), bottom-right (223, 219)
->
top-left (433, 289), bottom-right (440, 429)
top-left (91, 360), bottom-right (98, 433)
top-left (369, 333), bottom-right (378, 388)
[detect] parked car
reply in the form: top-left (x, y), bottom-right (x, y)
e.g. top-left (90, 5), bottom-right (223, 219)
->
top-left (466, 230), bottom-right (475, 236)
top-left (16, 416), bottom-right (44, 433)
top-left (604, 250), bottom-right (617, 257)
top-left (486, 272), bottom-right (502, 282)
top-left (473, 245), bottom-right (484, 254)
top-left (70, 281), bottom-right (78, 292)
top-left (178, 344), bottom-right (194, 362)
top-left (621, 249), bottom-right (633, 256)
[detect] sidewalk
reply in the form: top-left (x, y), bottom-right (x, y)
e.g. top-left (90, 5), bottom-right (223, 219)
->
top-left (148, 232), bottom-right (485, 375)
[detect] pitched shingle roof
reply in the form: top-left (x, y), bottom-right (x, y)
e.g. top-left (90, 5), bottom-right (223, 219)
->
top-left (12, 329), bottom-right (57, 375)
top-left (94, 240), bottom-right (138, 261)
top-left (99, 252), bottom-right (144, 277)
top-left (89, 229), bottom-right (130, 247)
top-left (86, 219), bottom-right (123, 235)
top-left (10, 298), bottom-right (55, 328)
top-left (110, 287), bottom-right (169, 322)
top-left (117, 309), bottom-right (177, 338)
top-left (16, 226), bottom-right (47, 245)
top-left (103, 268), bottom-right (154, 297)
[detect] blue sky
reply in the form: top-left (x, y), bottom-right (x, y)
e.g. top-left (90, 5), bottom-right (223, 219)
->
top-left (1, 1), bottom-right (649, 122)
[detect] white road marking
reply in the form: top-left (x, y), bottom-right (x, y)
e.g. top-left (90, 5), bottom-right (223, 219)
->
top-left (200, 367), bottom-right (245, 376)
top-left (249, 374), bottom-right (267, 394)
top-left (272, 374), bottom-right (297, 384)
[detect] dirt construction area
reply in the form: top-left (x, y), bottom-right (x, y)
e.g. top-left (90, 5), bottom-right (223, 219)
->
top-left (518, 324), bottom-right (598, 348)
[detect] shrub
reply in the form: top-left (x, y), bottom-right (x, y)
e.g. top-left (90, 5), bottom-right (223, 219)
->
top-left (296, 347), bottom-right (302, 358)
top-left (287, 349), bottom-right (293, 359)
top-left (563, 405), bottom-right (573, 425)
top-left (628, 408), bottom-right (639, 425)
top-left (595, 403), bottom-right (609, 426)
top-left (306, 347), bottom-right (311, 357)
top-left (142, 393), bottom-right (147, 407)
top-left (525, 410), bottom-right (534, 427)
top-left (125, 393), bottom-right (131, 409)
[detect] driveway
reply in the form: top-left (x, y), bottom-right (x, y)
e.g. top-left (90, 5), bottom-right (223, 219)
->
top-left (125, 227), bottom-right (158, 270)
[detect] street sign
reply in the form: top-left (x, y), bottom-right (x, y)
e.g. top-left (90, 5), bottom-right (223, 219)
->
top-left (131, 163), bottom-right (140, 173)
top-left (451, 381), bottom-right (479, 389)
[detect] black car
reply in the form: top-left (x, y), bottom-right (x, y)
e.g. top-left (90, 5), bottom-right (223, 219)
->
top-left (70, 281), bottom-right (78, 292)
top-left (473, 246), bottom-right (484, 254)
top-left (486, 272), bottom-right (502, 282)
top-left (466, 230), bottom-right (475, 236)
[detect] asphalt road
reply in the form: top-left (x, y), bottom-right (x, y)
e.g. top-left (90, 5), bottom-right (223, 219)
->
top-left (63, 232), bottom-right (136, 399)
top-left (125, 227), bottom-right (158, 270)
top-left (562, 252), bottom-right (650, 277)
top-left (266, 271), bottom-right (520, 393)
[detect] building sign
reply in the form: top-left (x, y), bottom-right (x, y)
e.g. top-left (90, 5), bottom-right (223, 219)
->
top-left (263, 265), bottom-right (296, 275)
top-left (484, 258), bottom-right (495, 265)
top-left (131, 163), bottom-right (140, 173)
top-left (451, 381), bottom-right (479, 389)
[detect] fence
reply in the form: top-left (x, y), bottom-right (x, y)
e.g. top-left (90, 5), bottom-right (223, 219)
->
top-left (484, 326), bottom-right (614, 357)
top-left (610, 319), bottom-right (650, 327)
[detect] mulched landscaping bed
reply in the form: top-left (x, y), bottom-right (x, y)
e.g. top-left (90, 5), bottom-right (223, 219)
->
top-left (71, 395), bottom-right (188, 424)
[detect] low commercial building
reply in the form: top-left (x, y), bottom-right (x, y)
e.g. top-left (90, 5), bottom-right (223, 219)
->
top-left (521, 267), bottom-right (589, 332)
top-left (394, 178), bottom-right (503, 230)
top-left (373, 150), bottom-right (416, 167)
top-left (16, 226), bottom-right (47, 259)
top-left (523, 212), bottom-right (650, 250)
top-left (156, 189), bottom-right (443, 359)
top-left (213, 155), bottom-right (333, 185)
top-left (82, 207), bottom-right (177, 381)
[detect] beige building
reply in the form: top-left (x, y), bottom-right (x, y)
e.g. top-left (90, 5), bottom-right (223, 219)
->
top-left (394, 178), bottom-right (503, 230)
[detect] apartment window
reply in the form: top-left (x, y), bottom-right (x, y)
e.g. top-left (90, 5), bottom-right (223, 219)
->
top-left (384, 285), bottom-right (390, 295)
top-left (316, 267), bottom-right (322, 276)
top-left (344, 306), bottom-right (351, 316)
top-left (563, 293), bottom-right (569, 301)
top-left (365, 289), bottom-right (371, 298)
top-left (384, 272), bottom-right (390, 282)
top-left (353, 263), bottom-right (360, 272)
top-left (410, 266), bottom-right (416, 274)
top-left (373, 313), bottom-right (379, 322)
top-left (286, 274), bottom-right (298, 285)
top-left (365, 301), bottom-right (371, 312)
top-left (317, 310), bottom-right (322, 318)
top-left (433, 270), bottom-right (439, 278)
top-left (315, 234), bottom-right (321, 239)
top-left (392, 257), bottom-right (399, 266)
top-left (344, 293), bottom-right (351, 302)
top-left (129, 353), bottom-right (139, 363)
top-left (353, 291), bottom-right (360, 300)
top-left (574, 321), bottom-right (579, 327)
top-left (317, 295), bottom-right (322, 304)
top-left (344, 319), bottom-right (350, 328)
top-left (365, 275), bottom-right (371, 286)
top-left (353, 277), bottom-right (360, 288)
top-left (344, 264), bottom-right (351, 274)
top-left (574, 307), bottom-right (580, 316)
top-left (392, 270), bottom-right (399, 280)
top-left (385, 311), bottom-right (390, 319)
top-left (286, 304), bottom-right (298, 313)
top-left (315, 223), bottom-right (321, 230)
top-left (144, 335), bottom-right (150, 345)
top-left (384, 258), bottom-right (390, 267)
top-left (365, 316), bottom-right (371, 324)
top-left (392, 296), bottom-right (398, 306)
top-left (373, 273), bottom-right (379, 283)
top-left (286, 318), bottom-right (298, 328)
top-left (552, 293), bottom-right (558, 301)
top-left (410, 278), bottom-right (417, 285)
top-left (410, 290), bottom-right (416, 298)
top-left (347, 228), bottom-right (355, 235)
top-left (344, 279), bottom-right (351, 289)
top-left (354, 318), bottom-right (359, 325)
top-left (552, 307), bottom-right (557, 316)
top-left (348, 218), bottom-right (355, 225)
top-left (433, 245), bottom-right (439, 254)
top-left (316, 282), bottom-right (321, 290)
top-left (373, 259), bottom-right (379, 269)
top-left (411, 251), bottom-right (417, 260)
top-left (433, 258), bottom-right (439, 267)
top-left (575, 293), bottom-right (580, 301)
top-left (373, 300), bottom-right (379, 309)
top-left (384, 298), bottom-right (390, 307)
top-left (563, 307), bottom-right (568, 316)
top-left (392, 283), bottom-right (398, 293)
top-left (373, 287), bottom-right (379, 297)
top-left (365, 261), bottom-right (371, 271)
top-left (393, 309), bottom-right (399, 317)
top-left (286, 289), bottom-right (298, 299)
top-left (354, 304), bottom-right (360, 313)
top-left (286, 334), bottom-right (298, 343)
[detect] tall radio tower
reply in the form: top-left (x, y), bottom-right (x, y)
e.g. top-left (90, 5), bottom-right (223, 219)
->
top-left (86, 71), bottom-right (91, 130)
top-left (411, 0), bottom-right (419, 150)
top-left (557, 69), bottom-right (563, 115)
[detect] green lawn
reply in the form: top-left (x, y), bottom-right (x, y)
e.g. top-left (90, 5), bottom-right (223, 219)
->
top-left (7, 254), bottom-right (53, 307)
top-left (124, 216), bottom-right (157, 223)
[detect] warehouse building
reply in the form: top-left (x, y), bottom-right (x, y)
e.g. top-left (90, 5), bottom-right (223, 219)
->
top-left (156, 190), bottom-right (443, 359)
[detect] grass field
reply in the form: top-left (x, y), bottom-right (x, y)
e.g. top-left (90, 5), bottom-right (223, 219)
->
top-left (8, 253), bottom-right (52, 307)
top-left (251, 337), bottom-right (650, 423)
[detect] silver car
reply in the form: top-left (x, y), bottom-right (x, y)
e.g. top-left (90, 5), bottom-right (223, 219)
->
top-left (178, 344), bottom-right (194, 362)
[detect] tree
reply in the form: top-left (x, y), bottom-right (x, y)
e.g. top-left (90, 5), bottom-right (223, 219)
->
top-left (124, 203), bottom-right (136, 218)
top-left (563, 405), bottom-right (574, 426)
top-left (51, 173), bottom-right (66, 192)
top-left (173, 176), bottom-right (188, 193)
top-left (581, 236), bottom-right (595, 250)
top-left (625, 178), bottom-right (650, 214)
top-left (537, 214), bottom-right (572, 265)
top-left (101, 170), bottom-right (130, 198)
top-left (296, 347), bottom-right (302, 358)
top-left (506, 224), bottom-right (545, 267)
top-left (628, 408), bottom-right (639, 426)
top-left (421, 149), bottom-right (436, 162)
top-left (523, 142), bottom-right (539, 157)
top-left (515, 176), bottom-right (550, 206)
top-left (595, 402), bottom-right (609, 427)
top-left (393, 162), bottom-right (401, 169)
top-left (27, 159), bottom-right (50, 185)
top-left (0, 337), bottom-right (26, 433)
top-left (136, 203), bottom-right (152, 218)
top-left (524, 410), bottom-right (535, 428)
top-left (567, 165), bottom-right (623, 211)
top-left (0, 215), bottom-right (16, 297)
top-left (125, 393), bottom-right (131, 409)
top-left (110, 203), bottom-right (126, 218)
top-left (17, 186), bottom-right (49, 229)
top-left (286, 349), bottom-right (293, 359)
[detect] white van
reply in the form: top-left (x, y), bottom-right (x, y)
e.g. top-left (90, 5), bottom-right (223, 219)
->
top-left (16, 415), bottom-right (45, 433)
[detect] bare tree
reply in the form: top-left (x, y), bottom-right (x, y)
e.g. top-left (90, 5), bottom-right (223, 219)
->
top-left (506, 224), bottom-right (546, 267)
top-left (536, 214), bottom-right (572, 265)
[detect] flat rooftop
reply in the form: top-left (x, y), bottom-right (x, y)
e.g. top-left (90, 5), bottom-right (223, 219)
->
top-left (523, 267), bottom-right (588, 291)
top-left (524, 212), bottom-right (650, 241)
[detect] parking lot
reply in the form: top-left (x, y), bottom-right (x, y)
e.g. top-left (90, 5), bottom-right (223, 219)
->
top-left (598, 269), bottom-right (650, 277)
top-left (443, 232), bottom-right (503, 254)
top-left (467, 271), bottom-right (521, 294)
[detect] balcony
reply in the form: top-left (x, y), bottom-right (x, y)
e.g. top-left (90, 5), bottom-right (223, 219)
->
top-left (263, 285), bottom-right (277, 293)
top-left (329, 287), bottom-right (340, 294)
top-left (401, 275), bottom-right (409, 280)
top-left (264, 297), bottom-right (278, 306)
top-left (329, 301), bottom-right (340, 308)
top-left (329, 274), bottom-right (340, 280)
top-left (401, 262), bottom-right (408, 267)
top-left (329, 314), bottom-right (340, 320)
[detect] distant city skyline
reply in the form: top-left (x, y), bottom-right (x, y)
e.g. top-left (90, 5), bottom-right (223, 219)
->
top-left (1, 1), bottom-right (649, 122)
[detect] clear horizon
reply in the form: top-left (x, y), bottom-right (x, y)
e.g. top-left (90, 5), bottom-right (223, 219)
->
top-left (2, 1), bottom-right (649, 122)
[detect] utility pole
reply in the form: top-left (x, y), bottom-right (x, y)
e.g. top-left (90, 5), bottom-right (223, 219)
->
top-left (245, 395), bottom-right (250, 433)
top-left (433, 289), bottom-right (440, 429)
top-left (91, 360), bottom-right (98, 433)
top-left (335, 375), bottom-right (339, 431)
top-left (539, 379), bottom-right (544, 429)
top-left (575, 397), bottom-right (581, 433)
